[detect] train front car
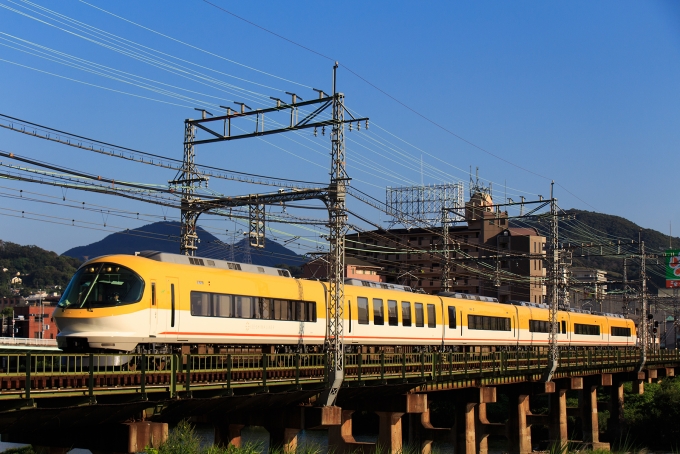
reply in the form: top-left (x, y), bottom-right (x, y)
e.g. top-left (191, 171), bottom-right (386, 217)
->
top-left (54, 256), bottom-right (150, 352)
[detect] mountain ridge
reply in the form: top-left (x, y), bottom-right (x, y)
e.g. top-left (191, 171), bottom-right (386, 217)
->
top-left (61, 221), bottom-right (305, 267)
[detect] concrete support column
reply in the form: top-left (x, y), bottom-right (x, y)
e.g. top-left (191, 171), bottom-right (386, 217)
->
top-left (214, 423), bottom-right (245, 448)
top-left (506, 394), bottom-right (531, 454)
top-left (579, 383), bottom-right (609, 450)
top-left (608, 378), bottom-right (625, 442)
top-left (268, 427), bottom-right (300, 453)
top-left (633, 372), bottom-right (645, 394)
top-left (328, 410), bottom-right (374, 454)
top-left (126, 422), bottom-right (168, 453)
top-left (454, 403), bottom-right (476, 454)
top-left (549, 388), bottom-right (568, 446)
top-left (475, 403), bottom-right (490, 454)
top-left (411, 402), bottom-right (455, 454)
top-left (376, 412), bottom-right (404, 453)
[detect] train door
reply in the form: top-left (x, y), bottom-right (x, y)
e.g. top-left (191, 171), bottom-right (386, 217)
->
top-left (149, 280), bottom-right (158, 337)
top-left (161, 277), bottom-right (180, 340)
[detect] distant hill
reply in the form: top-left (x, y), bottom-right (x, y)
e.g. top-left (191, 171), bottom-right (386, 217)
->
top-left (568, 209), bottom-right (679, 290)
top-left (529, 209), bottom-right (679, 291)
top-left (0, 241), bottom-right (81, 297)
top-left (61, 221), bottom-right (305, 267)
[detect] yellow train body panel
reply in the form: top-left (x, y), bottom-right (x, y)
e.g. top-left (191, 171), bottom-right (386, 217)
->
top-left (54, 253), bottom-right (637, 352)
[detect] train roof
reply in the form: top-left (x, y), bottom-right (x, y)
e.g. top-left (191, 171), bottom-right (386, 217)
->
top-left (135, 251), bottom-right (293, 278)
top-left (438, 292), bottom-right (499, 302)
top-left (344, 278), bottom-right (415, 292)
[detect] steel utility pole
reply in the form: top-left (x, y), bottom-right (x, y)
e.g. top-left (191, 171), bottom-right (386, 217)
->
top-left (171, 115), bottom-right (209, 256)
top-left (441, 207), bottom-right (451, 292)
top-left (638, 240), bottom-right (648, 372)
top-left (542, 182), bottom-right (560, 383)
top-left (172, 64), bottom-right (366, 407)
top-left (321, 62), bottom-right (347, 406)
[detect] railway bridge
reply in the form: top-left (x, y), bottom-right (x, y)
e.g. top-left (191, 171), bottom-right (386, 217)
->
top-left (0, 349), bottom-right (678, 453)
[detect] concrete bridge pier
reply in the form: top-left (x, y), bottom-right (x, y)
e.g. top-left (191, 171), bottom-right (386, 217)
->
top-left (376, 411), bottom-right (404, 453)
top-left (329, 393), bottom-right (427, 454)
top-left (607, 375), bottom-right (625, 443)
top-left (581, 375), bottom-right (610, 450)
top-left (214, 405), bottom-right (340, 453)
top-left (452, 387), bottom-right (497, 454)
top-left (412, 402), bottom-right (454, 454)
top-left (214, 423), bottom-right (245, 449)
top-left (549, 377), bottom-right (582, 447)
top-left (327, 409), bottom-right (375, 454)
top-left (268, 427), bottom-right (301, 453)
top-left (10, 421), bottom-right (168, 453)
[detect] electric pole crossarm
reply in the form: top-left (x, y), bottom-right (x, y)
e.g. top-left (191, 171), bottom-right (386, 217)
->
top-left (192, 96), bottom-right (336, 123)
top-left (193, 121), bottom-right (226, 139)
top-left (194, 188), bottom-right (328, 211)
top-left (188, 117), bottom-right (368, 146)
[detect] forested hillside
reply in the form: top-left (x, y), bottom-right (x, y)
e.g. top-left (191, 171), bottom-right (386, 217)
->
top-left (0, 241), bottom-right (81, 297)
top-left (562, 209), bottom-right (678, 290)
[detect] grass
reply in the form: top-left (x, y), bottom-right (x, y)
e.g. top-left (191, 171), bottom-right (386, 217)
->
top-left (144, 421), bottom-right (443, 454)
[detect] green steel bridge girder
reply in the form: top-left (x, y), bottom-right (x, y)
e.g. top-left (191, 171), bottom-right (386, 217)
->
top-left (0, 350), bottom-right (676, 404)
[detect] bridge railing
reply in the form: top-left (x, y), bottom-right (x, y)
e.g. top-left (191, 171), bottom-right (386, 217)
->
top-left (0, 349), bottom-right (677, 398)
top-left (0, 337), bottom-right (58, 347)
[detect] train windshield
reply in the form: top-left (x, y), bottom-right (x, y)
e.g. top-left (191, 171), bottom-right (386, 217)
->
top-left (58, 263), bottom-right (145, 309)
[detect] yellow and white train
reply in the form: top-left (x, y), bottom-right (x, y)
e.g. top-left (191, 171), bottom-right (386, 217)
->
top-left (54, 251), bottom-right (636, 353)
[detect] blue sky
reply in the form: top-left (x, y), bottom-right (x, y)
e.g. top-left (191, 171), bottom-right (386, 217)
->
top-left (0, 0), bottom-right (678, 255)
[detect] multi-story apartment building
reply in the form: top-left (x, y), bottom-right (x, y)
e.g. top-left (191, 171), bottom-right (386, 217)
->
top-left (345, 191), bottom-right (546, 302)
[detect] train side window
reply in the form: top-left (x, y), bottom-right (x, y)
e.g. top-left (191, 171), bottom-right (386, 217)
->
top-left (529, 320), bottom-right (550, 333)
top-left (415, 303), bottom-right (424, 327)
top-left (388, 300), bottom-right (398, 326)
top-left (274, 299), bottom-right (283, 320)
top-left (402, 302), bottom-right (412, 327)
top-left (561, 320), bottom-right (566, 334)
top-left (213, 294), bottom-right (232, 317)
top-left (190, 291), bottom-right (210, 316)
top-left (373, 299), bottom-right (385, 325)
top-left (612, 327), bottom-right (631, 337)
top-left (235, 296), bottom-right (253, 318)
top-left (151, 282), bottom-right (156, 306)
top-left (448, 306), bottom-right (457, 329)
top-left (307, 302), bottom-right (316, 322)
top-left (259, 298), bottom-right (270, 319)
top-left (427, 304), bottom-right (436, 328)
top-left (574, 323), bottom-right (600, 335)
top-left (358, 297), bottom-right (369, 325)
top-left (296, 301), bottom-right (306, 321)
top-left (468, 315), bottom-right (511, 331)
